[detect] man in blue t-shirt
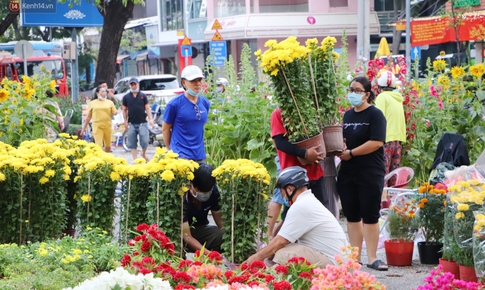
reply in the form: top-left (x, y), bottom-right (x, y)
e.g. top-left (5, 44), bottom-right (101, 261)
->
top-left (182, 163), bottom-right (224, 252)
top-left (162, 65), bottom-right (210, 162)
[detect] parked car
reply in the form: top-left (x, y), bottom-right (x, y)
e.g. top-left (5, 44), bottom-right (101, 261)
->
top-left (114, 74), bottom-right (184, 103)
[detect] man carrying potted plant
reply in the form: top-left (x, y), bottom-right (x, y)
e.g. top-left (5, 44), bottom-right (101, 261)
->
top-left (267, 108), bottom-right (330, 238)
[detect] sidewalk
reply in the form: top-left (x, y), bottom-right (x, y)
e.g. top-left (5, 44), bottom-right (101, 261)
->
top-left (110, 144), bottom-right (436, 290)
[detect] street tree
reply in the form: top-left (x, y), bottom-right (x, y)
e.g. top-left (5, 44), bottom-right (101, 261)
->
top-left (94, 0), bottom-right (145, 88)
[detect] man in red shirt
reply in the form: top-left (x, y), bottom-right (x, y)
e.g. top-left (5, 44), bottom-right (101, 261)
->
top-left (266, 108), bottom-right (330, 238)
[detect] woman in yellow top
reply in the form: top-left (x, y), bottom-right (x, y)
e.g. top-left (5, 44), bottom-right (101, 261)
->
top-left (81, 86), bottom-right (118, 152)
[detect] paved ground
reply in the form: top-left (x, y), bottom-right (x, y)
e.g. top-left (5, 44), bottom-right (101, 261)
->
top-left (111, 144), bottom-right (436, 289)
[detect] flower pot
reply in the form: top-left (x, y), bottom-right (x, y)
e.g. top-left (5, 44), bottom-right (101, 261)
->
top-left (293, 132), bottom-right (326, 165)
top-left (384, 240), bottom-right (414, 266)
top-left (417, 242), bottom-right (443, 264)
top-left (459, 264), bottom-right (478, 282)
top-left (439, 258), bottom-right (460, 279)
top-left (322, 125), bottom-right (344, 156)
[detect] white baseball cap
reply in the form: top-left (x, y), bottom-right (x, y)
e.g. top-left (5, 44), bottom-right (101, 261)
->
top-left (216, 77), bottom-right (229, 86)
top-left (181, 65), bottom-right (204, 81)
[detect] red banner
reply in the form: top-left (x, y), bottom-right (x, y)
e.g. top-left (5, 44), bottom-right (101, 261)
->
top-left (410, 14), bottom-right (485, 46)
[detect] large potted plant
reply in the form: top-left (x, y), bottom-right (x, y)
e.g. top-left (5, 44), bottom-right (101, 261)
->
top-left (255, 36), bottom-right (345, 156)
top-left (415, 182), bottom-right (447, 264)
top-left (384, 202), bottom-right (419, 266)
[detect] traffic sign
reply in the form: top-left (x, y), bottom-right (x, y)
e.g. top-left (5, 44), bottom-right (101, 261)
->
top-left (211, 19), bottom-right (222, 30)
top-left (181, 36), bottom-right (192, 45)
top-left (212, 31), bottom-right (223, 41)
top-left (181, 45), bottom-right (192, 57)
top-left (210, 41), bottom-right (227, 67)
top-left (412, 46), bottom-right (421, 60)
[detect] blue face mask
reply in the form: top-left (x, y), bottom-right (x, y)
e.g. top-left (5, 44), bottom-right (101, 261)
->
top-left (348, 92), bottom-right (364, 107)
top-left (186, 88), bottom-right (198, 96)
top-left (283, 198), bottom-right (290, 208)
top-left (130, 88), bottom-right (139, 93)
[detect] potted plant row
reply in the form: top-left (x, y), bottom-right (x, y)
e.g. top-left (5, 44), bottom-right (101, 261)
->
top-left (255, 36), bottom-right (347, 160)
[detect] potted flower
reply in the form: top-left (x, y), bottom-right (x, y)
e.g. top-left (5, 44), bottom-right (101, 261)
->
top-left (255, 36), bottom-right (346, 155)
top-left (384, 201), bottom-right (419, 266)
top-left (448, 179), bottom-right (483, 282)
top-left (415, 182), bottom-right (447, 264)
top-left (473, 212), bottom-right (485, 284)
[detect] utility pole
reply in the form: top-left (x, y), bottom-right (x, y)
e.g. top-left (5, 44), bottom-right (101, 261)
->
top-left (357, 0), bottom-right (370, 66)
top-left (405, 0), bottom-right (411, 80)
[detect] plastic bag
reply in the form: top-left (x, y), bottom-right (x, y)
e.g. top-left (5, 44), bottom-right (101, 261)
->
top-left (473, 211), bottom-right (485, 282)
top-left (443, 165), bottom-right (485, 187)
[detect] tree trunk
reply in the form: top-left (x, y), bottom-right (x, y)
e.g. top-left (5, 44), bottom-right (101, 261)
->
top-left (392, 0), bottom-right (402, 55)
top-left (95, 0), bottom-right (134, 88)
top-left (0, 13), bottom-right (18, 36)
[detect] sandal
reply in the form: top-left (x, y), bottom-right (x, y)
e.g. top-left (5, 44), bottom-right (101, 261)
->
top-left (367, 259), bottom-right (388, 271)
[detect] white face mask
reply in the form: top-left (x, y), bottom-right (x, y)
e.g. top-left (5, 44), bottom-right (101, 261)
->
top-left (191, 190), bottom-right (212, 202)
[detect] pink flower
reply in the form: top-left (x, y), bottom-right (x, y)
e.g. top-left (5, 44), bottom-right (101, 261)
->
top-left (425, 120), bottom-right (430, 127)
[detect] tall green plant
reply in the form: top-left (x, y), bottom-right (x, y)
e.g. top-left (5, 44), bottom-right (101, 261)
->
top-left (204, 44), bottom-right (276, 175)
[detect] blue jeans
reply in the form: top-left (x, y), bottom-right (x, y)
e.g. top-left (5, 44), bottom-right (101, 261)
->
top-left (127, 123), bottom-right (149, 149)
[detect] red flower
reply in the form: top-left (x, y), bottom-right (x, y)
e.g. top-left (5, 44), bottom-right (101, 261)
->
top-left (139, 267), bottom-right (152, 275)
top-left (287, 257), bottom-right (309, 266)
top-left (228, 275), bottom-right (249, 284)
top-left (133, 251), bottom-right (139, 256)
top-left (127, 239), bottom-right (136, 246)
top-left (249, 260), bottom-right (266, 270)
top-left (174, 285), bottom-right (195, 290)
top-left (265, 274), bottom-right (275, 283)
top-left (164, 242), bottom-right (175, 255)
top-left (298, 272), bottom-right (313, 279)
top-left (136, 223), bottom-right (150, 232)
top-left (142, 257), bottom-right (155, 266)
top-left (224, 270), bottom-right (235, 280)
top-left (240, 263), bottom-right (249, 271)
top-left (274, 265), bottom-right (288, 275)
top-left (178, 260), bottom-right (193, 269)
top-left (140, 241), bottom-right (151, 252)
top-left (272, 280), bottom-right (292, 290)
top-left (132, 261), bottom-right (143, 269)
top-left (121, 254), bottom-right (131, 266)
top-left (248, 281), bottom-right (261, 287)
top-left (173, 271), bottom-right (191, 283)
top-left (208, 251), bottom-right (222, 262)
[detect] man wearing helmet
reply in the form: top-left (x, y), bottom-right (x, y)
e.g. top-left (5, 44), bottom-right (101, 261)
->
top-left (245, 166), bottom-right (348, 266)
top-left (215, 77), bottom-right (228, 94)
top-left (375, 71), bottom-right (406, 186)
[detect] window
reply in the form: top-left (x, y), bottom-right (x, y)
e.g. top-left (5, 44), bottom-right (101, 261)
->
top-left (160, 0), bottom-right (183, 31)
top-left (329, 0), bottom-right (348, 8)
top-left (214, 0), bottom-right (246, 17)
top-left (251, 0), bottom-right (308, 14)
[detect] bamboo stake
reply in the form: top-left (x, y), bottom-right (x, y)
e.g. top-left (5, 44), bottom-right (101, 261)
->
top-left (308, 54), bottom-right (322, 128)
top-left (180, 193), bottom-right (183, 259)
top-left (19, 173), bottom-right (23, 244)
top-left (231, 194), bottom-right (235, 263)
top-left (281, 69), bottom-right (310, 139)
top-left (125, 178), bottom-right (131, 242)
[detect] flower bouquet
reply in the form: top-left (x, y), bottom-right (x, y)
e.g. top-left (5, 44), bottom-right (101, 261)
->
top-left (255, 36), bottom-right (345, 147)
top-left (473, 211), bottom-right (485, 283)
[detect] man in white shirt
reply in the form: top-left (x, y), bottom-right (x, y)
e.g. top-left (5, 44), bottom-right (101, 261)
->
top-left (245, 166), bottom-right (348, 267)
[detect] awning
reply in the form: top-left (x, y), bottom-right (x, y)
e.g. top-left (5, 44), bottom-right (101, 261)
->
top-left (124, 16), bottom-right (158, 30)
top-left (203, 12), bottom-right (380, 40)
top-left (136, 51), bottom-right (149, 61)
top-left (117, 54), bottom-right (130, 61)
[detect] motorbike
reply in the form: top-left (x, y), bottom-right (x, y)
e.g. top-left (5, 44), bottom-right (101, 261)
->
top-left (122, 110), bottom-right (164, 152)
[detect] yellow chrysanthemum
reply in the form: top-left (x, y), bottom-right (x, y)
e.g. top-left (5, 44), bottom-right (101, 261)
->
top-left (39, 176), bottom-right (49, 184)
top-left (81, 194), bottom-right (92, 203)
top-left (161, 170), bottom-right (175, 182)
top-left (457, 203), bottom-right (469, 211)
top-left (455, 212), bottom-right (465, 220)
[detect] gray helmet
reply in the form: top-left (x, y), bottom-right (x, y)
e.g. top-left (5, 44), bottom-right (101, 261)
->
top-left (276, 166), bottom-right (309, 189)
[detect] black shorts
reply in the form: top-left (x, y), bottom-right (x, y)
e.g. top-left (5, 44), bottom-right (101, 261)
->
top-left (336, 171), bottom-right (384, 224)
